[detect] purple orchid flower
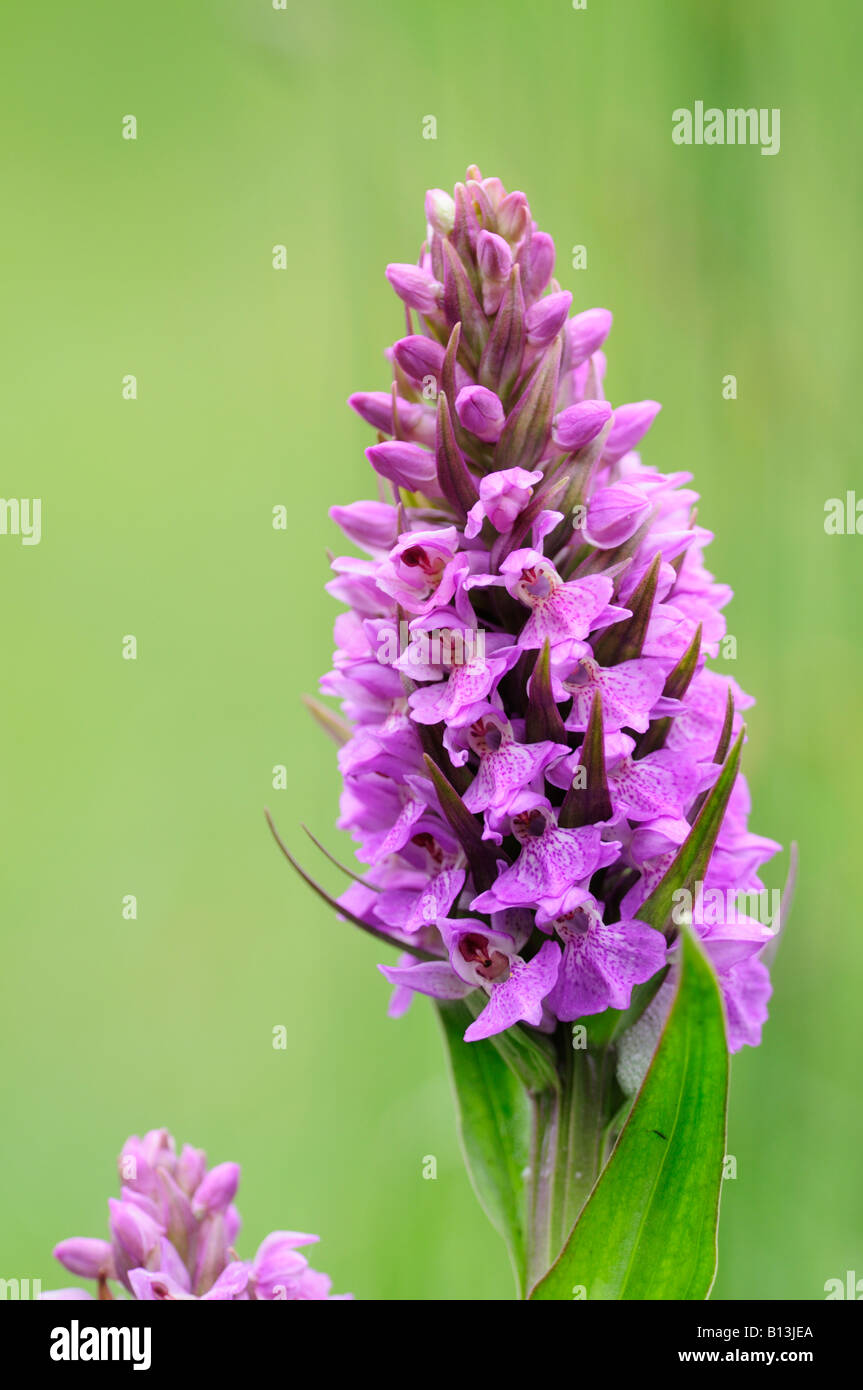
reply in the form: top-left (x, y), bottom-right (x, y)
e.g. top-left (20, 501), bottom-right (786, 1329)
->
top-left (44, 1129), bottom-right (349, 1301)
top-left (310, 166), bottom-right (780, 1057)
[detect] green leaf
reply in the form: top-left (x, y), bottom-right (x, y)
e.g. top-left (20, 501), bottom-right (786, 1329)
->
top-left (529, 928), bottom-right (728, 1300)
top-left (437, 1000), bottom-right (531, 1296)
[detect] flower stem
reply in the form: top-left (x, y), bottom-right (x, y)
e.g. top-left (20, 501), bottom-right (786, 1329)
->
top-left (526, 1034), bottom-right (617, 1294)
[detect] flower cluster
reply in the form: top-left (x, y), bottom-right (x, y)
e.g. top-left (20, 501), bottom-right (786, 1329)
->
top-left (44, 1129), bottom-right (348, 1300)
top-left (323, 167), bottom-right (780, 1052)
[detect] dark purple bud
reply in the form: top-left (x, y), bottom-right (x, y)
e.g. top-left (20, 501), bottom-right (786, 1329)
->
top-left (525, 289), bottom-right (572, 348)
top-left (455, 384), bottom-right (505, 442)
top-left (552, 398), bottom-right (613, 451)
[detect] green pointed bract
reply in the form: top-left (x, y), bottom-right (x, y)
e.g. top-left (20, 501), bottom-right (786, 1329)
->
top-left (435, 390), bottom-right (479, 518)
top-left (525, 640), bottom-right (568, 744)
top-left (559, 688), bottom-right (612, 828)
top-left (265, 809), bottom-right (434, 960)
top-left (689, 683), bottom-right (736, 821)
top-left (638, 727), bottom-right (744, 941)
top-left (302, 694), bottom-right (352, 747)
top-left (479, 264), bottom-right (524, 400)
top-left (712, 682), bottom-right (735, 764)
top-left (493, 337), bottom-right (561, 475)
top-left (441, 323), bottom-right (476, 459)
top-left (442, 239), bottom-right (488, 366)
top-left (636, 622), bottom-right (702, 756)
top-left (593, 552), bottom-right (662, 666)
top-left (423, 753), bottom-right (500, 893)
top-left (663, 621), bottom-right (703, 700)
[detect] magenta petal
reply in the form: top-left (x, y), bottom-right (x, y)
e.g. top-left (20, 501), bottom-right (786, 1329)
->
top-left (378, 960), bottom-right (474, 1001)
top-left (464, 941), bottom-right (561, 1041)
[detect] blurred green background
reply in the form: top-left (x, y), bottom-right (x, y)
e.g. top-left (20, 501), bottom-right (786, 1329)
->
top-left (1, 0), bottom-right (860, 1300)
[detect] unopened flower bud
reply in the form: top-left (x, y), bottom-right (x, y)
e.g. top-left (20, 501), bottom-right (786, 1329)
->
top-left (455, 385), bottom-right (505, 442)
top-left (552, 399), bottom-right (613, 451)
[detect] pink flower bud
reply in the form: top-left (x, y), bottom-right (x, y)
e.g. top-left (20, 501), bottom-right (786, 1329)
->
top-left (385, 263), bottom-right (442, 314)
top-left (330, 501), bottom-right (399, 552)
top-left (583, 483), bottom-right (651, 548)
top-left (521, 232), bottom-right (556, 302)
top-left (552, 399), bottom-right (613, 451)
top-left (603, 400), bottom-right (662, 463)
top-left (455, 385), bottom-right (505, 442)
top-left (526, 290), bottom-right (572, 348)
top-left (348, 391), bottom-right (424, 435)
top-left (53, 1238), bottom-right (115, 1280)
top-left (192, 1161), bottom-right (240, 1218)
top-left (366, 441), bottom-right (438, 490)
top-left (567, 307), bottom-right (613, 366)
